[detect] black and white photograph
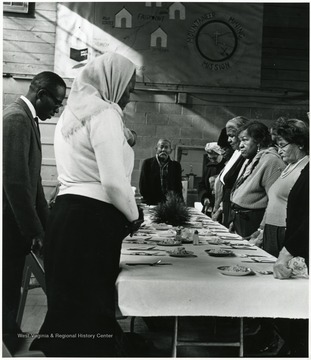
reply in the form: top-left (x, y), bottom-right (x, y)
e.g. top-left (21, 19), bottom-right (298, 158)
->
top-left (2, 1), bottom-right (309, 358)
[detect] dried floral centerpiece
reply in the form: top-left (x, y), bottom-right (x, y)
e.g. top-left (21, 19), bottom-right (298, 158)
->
top-left (151, 191), bottom-right (190, 226)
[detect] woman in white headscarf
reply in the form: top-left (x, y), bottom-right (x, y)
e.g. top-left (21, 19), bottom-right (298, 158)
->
top-left (31, 53), bottom-right (142, 357)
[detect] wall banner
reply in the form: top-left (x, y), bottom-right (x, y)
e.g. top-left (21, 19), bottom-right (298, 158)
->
top-left (55, 2), bottom-right (263, 87)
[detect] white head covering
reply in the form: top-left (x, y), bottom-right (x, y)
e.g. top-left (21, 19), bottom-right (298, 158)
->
top-left (61, 52), bottom-right (136, 137)
top-left (205, 142), bottom-right (222, 154)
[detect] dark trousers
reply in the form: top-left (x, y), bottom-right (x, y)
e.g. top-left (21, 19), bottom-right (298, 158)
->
top-left (31, 194), bottom-right (130, 357)
top-left (3, 207), bottom-right (31, 331)
top-left (276, 318), bottom-right (309, 356)
top-left (263, 224), bottom-right (286, 257)
top-left (222, 188), bottom-right (233, 228)
top-left (2, 210), bottom-right (30, 353)
top-left (232, 204), bottom-right (265, 238)
top-left (2, 255), bottom-right (25, 333)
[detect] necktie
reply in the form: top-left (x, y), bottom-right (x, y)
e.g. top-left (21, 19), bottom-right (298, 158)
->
top-left (34, 117), bottom-right (40, 136)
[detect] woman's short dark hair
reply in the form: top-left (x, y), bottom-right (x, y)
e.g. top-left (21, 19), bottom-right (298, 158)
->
top-left (239, 120), bottom-right (272, 148)
top-left (273, 117), bottom-right (309, 153)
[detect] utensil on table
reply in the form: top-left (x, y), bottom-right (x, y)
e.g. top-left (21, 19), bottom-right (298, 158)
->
top-left (126, 260), bottom-right (172, 266)
top-left (249, 258), bottom-right (275, 263)
top-left (239, 254), bottom-right (269, 258)
top-left (222, 246), bottom-right (258, 251)
top-left (127, 246), bottom-right (157, 251)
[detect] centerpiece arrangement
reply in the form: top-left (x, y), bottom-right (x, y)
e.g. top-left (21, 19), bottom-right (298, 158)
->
top-left (151, 191), bottom-right (190, 226)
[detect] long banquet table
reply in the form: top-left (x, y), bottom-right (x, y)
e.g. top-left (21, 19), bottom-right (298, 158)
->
top-left (116, 206), bottom-right (308, 356)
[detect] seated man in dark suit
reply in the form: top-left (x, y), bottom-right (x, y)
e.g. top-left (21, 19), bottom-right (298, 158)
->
top-left (139, 139), bottom-right (183, 205)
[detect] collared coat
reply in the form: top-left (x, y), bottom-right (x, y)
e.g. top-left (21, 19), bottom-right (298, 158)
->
top-left (3, 98), bottom-right (49, 255)
top-left (139, 156), bottom-right (183, 205)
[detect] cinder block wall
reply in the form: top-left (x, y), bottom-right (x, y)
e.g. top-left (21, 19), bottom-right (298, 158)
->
top-left (3, 2), bottom-right (309, 202)
top-left (124, 89), bottom-right (308, 190)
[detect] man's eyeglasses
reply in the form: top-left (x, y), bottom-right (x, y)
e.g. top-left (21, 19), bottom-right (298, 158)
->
top-left (276, 143), bottom-right (290, 150)
top-left (43, 88), bottom-right (63, 108)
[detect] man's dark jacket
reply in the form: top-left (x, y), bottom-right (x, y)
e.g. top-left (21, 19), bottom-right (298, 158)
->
top-left (139, 157), bottom-right (183, 205)
top-left (3, 98), bottom-right (49, 255)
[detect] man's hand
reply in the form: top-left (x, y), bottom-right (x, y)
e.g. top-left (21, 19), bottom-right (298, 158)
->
top-left (31, 237), bottom-right (44, 258)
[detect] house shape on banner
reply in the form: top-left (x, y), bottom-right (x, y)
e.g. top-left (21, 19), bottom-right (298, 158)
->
top-left (150, 27), bottom-right (167, 47)
top-left (115, 8), bottom-right (132, 28)
top-left (169, 3), bottom-right (186, 20)
top-left (146, 2), bottom-right (162, 7)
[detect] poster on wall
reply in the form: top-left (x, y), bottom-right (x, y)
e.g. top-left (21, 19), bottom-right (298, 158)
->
top-left (54, 2), bottom-right (263, 88)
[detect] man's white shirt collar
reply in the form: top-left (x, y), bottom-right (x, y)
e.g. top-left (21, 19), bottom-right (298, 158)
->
top-left (20, 95), bottom-right (37, 119)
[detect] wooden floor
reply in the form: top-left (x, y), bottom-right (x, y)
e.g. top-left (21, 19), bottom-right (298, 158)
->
top-left (10, 285), bottom-right (283, 358)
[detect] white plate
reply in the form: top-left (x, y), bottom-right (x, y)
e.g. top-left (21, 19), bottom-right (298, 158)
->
top-left (168, 250), bottom-right (196, 258)
top-left (217, 265), bottom-right (254, 276)
top-left (208, 239), bottom-right (225, 245)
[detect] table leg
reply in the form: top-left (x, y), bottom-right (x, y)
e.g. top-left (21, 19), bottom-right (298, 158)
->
top-left (171, 316), bottom-right (178, 357)
top-left (239, 317), bottom-right (244, 357)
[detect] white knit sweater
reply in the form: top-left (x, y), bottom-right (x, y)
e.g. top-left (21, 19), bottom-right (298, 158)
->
top-left (55, 107), bottom-right (134, 206)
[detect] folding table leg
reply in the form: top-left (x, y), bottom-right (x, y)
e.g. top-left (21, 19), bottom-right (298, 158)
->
top-left (16, 265), bottom-right (32, 328)
top-left (171, 316), bottom-right (178, 357)
top-left (239, 317), bottom-right (244, 357)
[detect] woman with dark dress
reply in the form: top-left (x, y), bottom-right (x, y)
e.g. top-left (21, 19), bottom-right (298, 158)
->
top-left (212, 116), bottom-right (249, 227)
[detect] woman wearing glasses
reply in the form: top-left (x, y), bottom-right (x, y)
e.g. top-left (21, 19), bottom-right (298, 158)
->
top-left (250, 118), bottom-right (309, 257)
top-left (230, 121), bottom-right (285, 238)
top-left (247, 118), bottom-right (309, 356)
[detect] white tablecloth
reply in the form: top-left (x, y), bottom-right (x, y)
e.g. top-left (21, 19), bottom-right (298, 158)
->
top-left (116, 210), bottom-right (309, 319)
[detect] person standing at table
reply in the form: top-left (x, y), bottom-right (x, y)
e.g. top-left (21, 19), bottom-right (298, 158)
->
top-left (250, 118), bottom-right (309, 256)
top-left (212, 116), bottom-right (249, 227)
top-left (211, 127), bottom-right (234, 223)
top-left (249, 162), bottom-right (309, 357)
top-left (230, 121), bottom-right (285, 238)
top-left (3, 71), bottom-right (66, 353)
top-left (139, 138), bottom-right (183, 205)
top-left (198, 142), bottom-right (226, 216)
top-left (30, 53), bottom-right (143, 357)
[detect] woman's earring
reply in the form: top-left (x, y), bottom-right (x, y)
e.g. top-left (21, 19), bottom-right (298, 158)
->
top-left (257, 145), bottom-right (260, 153)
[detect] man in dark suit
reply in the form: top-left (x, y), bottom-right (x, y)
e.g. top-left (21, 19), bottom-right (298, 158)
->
top-left (3, 71), bottom-right (66, 352)
top-left (139, 138), bottom-right (183, 205)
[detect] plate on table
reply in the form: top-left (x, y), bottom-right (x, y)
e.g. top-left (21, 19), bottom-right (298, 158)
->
top-left (205, 249), bottom-right (234, 257)
top-left (207, 238), bottom-right (225, 245)
top-left (158, 239), bottom-right (182, 246)
top-left (152, 223), bottom-right (172, 230)
top-left (168, 247), bottom-right (197, 258)
top-left (217, 265), bottom-right (254, 276)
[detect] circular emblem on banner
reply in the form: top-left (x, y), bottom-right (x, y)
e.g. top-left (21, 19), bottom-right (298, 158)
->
top-left (195, 20), bottom-right (238, 62)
